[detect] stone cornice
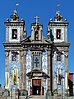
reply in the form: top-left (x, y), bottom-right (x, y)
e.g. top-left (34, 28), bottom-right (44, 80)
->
top-left (53, 42), bottom-right (70, 47)
top-left (4, 21), bottom-right (25, 26)
top-left (3, 43), bottom-right (21, 47)
top-left (48, 21), bottom-right (68, 26)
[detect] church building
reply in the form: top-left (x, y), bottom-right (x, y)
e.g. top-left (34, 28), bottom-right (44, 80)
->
top-left (4, 10), bottom-right (69, 95)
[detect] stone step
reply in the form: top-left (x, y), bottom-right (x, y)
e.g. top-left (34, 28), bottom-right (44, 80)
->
top-left (29, 95), bottom-right (45, 99)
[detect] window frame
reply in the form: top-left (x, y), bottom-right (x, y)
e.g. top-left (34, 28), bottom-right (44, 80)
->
top-left (12, 29), bottom-right (17, 39)
top-left (33, 55), bottom-right (40, 69)
top-left (35, 31), bottom-right (39, 41)
top-left (56, 29), bottom-right (61, 39)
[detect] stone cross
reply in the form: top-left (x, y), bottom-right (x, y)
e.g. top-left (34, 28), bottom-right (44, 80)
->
top-left (34, 16), bottom-right (40, 25)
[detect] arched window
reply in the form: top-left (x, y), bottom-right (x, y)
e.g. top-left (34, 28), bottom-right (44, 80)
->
top-left (35, 31), bottom-right (39, 40)
top-left (12, 29), bottom-right (17, 39)
top-left (56, 29), bottom-right (61, 39)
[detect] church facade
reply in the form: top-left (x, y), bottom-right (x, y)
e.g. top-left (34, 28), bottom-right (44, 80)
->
top-left (4, 10), bottom-right (69, 95)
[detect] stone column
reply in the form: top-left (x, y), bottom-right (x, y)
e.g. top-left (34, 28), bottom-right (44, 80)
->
top-left (20, 51), bottom-right (26, 90)
top-left (64, 51), bottom-right (68, 72)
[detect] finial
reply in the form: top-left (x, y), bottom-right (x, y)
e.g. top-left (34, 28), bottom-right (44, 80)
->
top-left (21, 18), bottom-right (23, 21)
top-left (57, 4), bottom-right (61, 7)
top-left (56, 3), bottom-right (61, 12)
top-left (64, 19), bottom-right (67, 21)
top-left (56, 10), bottom-right (60, 15)
top-left (15, 3), bottom-right (19, 9)
top-left (13, 9), bottom-right (17, 15)
top-left (13, 3), bottom-right (19, 14)
top-left (50, 18), bottom-right (52, 21)
top-left (34, 16), bottom-right (40, 25)
top-left (6, 18), bottom-right (9, 22)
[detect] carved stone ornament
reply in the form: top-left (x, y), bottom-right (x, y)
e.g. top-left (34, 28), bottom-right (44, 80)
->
top-left (5, 52), bottom-right (9, 57)
top-left (64, 53), bottom-right (68, 57)
top-left (23, 32), bottom-right (26, 38)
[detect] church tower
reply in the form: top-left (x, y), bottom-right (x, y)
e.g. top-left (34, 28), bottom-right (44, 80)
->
top-left (47, 11), bottom-right (69, 94)
top-left (4, 10), bottom-right (26, 90)
top-left (31, 16), bottom-right (43, 42)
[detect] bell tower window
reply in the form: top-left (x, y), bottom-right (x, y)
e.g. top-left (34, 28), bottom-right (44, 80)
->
top-left (35, 31), bottom-right (39, 40)
top-left (12, 29), bottom-right (17, 39)
top-left (56, 29), bottom-right (61, 39)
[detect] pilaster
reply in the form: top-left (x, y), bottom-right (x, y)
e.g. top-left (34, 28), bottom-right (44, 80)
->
top-left (20, 51), bottom-right (26, 90)
top-left (6, 26), bottom-right (9, 43)
top-left (5, 51), bottom-right (9, 71)
top-left (64, 51), bottom-right (68, 72)
top-left (47, 50), bottom-right (51, 95)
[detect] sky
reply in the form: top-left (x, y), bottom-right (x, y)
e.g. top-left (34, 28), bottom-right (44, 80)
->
top-left (0, 0), bottom-right (74, 88)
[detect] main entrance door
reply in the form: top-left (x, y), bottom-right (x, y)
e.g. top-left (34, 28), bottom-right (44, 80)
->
top-left (32, 79), bottom-right (41, 95)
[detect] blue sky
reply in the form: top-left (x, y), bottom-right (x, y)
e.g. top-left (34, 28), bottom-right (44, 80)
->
top-left (0, 0), bottom-right (74, 88)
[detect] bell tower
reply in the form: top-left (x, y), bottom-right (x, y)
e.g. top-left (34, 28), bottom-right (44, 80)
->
top-left (31, 16), bottom-right (43, 42)
top-left (4, 10), bottom-right (26, 90)
top-left (47, 11), bottom-right (69, 94)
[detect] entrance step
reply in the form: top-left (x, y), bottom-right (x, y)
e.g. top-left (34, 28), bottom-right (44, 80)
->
top-left (29, 95), bottom-right (45, 99)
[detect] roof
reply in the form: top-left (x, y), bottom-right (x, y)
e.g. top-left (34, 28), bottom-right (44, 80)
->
top-left (26, 69), bottom-right (49, 78)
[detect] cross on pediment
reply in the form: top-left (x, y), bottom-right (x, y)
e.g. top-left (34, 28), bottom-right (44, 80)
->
top-left (34, 16), bottom-right (40, 25)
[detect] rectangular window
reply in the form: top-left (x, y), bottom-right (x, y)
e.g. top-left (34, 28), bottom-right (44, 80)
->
top-left (56, 29), bottom-right (61, 39)
top-left (12, 29), bottom-right (17, 39)
top-left (33, 55), bottom-right (40, 69)
top-left (57, 53), bottom-right (61, 61)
